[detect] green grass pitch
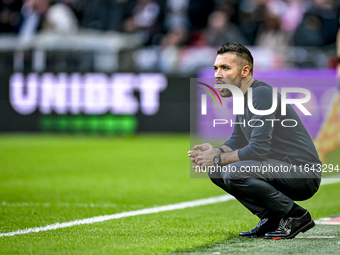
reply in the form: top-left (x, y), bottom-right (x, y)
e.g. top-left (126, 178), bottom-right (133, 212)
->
top-left (0, 134), bottom-right (339, 254)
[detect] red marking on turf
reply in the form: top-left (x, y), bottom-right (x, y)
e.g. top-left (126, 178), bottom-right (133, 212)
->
top-left (272, 237), bottom-right (281, 240)
top-left (323, 217), bottom-right (340, 223)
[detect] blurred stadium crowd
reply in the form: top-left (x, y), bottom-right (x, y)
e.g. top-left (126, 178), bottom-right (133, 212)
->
top-left (1, 0), bottom-right (339, 47)
top-left (0, 0), bottom-right (339, 73)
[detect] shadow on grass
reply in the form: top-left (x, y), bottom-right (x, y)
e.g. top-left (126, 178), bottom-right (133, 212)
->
top-left (170, 225), bottom-right (340, 255)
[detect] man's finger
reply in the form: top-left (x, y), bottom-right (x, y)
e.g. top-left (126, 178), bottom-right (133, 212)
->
top-left (192, 144), bottom-right (202, 150)
top-left (196, 156), bottom-right (203, 162)
top-left (193, 144), bottom-right (208, 151)
top-left (203, 143), bottom-right (214, 149)
top-left (190, 157), bottom-right (196, 163)
top-left (188, 150), bottom-right (198, 157)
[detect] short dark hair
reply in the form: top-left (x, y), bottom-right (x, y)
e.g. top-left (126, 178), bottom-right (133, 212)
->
top-left (217, 42), bottom-right (253, 74)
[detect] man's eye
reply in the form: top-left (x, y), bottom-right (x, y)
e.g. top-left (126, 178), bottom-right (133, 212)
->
top-left (223, 66), bottom-right (228, 70)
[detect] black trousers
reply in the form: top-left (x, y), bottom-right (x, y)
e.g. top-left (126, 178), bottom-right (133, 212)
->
top-left (208, 159), bottom-right (321, 219)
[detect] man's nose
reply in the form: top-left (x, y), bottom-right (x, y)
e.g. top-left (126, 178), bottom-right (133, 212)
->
top-left (215, 68), bottom-right (222, 78)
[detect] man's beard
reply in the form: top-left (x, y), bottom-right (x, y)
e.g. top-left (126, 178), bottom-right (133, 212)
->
top-left (217, 77), bottom-right (243, 98)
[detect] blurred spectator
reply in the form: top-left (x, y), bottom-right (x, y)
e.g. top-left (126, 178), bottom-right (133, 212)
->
top-left (280, 0), bottom-right (305, 33)
top-left (69, 0), bottom-right (91, 23)
top-left (198, 10), bottom-right (248, 46)
top-left (132, 0), bottom-right (161, 36)
top-left (255, 10), bottom-right (291, 51)
top-left (164, 0), bottom-right (189, 30)
top-left (18, 0), bottom-right (49, 41)
top-left (0, 0), bottom-right (22, 33)
top-left (188, 0), bottom-right (214, 31)
top-left (238, 0), bottom-right (267, 45)
top-left (0, 0), bottom-right (338, 52)
top-left (310, 0), bottom-right (339, 45)
top-left (121, 0), bottom-right (163, 43)
top-left (122, 15), bottom-right (138, 33)
top-left (81, 0), bottom-right (134, 31)
top-left (41, 1), bottom-right (78, 34)
top-left (161, 26), bottom-right (188, 47)
top-left (159, 26), bottom-right (188, 72)
top-left (293, 13), bottom-right (325, 46)
top-left (337, 25), bottom-right (339, 75)
top-left (294, 0), bottom-right (339, 47)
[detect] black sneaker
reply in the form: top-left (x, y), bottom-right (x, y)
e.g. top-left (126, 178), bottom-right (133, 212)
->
top-left (239, 218), bottom-right (280, 238)
top-left (264, 211), bottom-right (315, 239)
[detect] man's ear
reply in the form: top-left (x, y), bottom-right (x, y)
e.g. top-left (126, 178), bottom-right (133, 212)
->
top-left (241, 65), bottom-right (250, 77)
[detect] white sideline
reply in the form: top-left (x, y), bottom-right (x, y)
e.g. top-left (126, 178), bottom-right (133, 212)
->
top-left (0, 194), bottom-right (235, 237)
top-left (0, 202), bottom-right (120, 208)
top-left (1, 177), bottom-right (339, 237)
